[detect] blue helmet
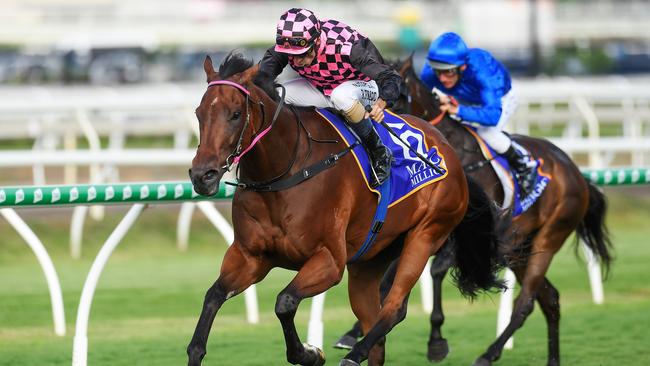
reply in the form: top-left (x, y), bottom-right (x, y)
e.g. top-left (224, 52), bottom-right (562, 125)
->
top-left (426, 32), bottom-right (468, 69)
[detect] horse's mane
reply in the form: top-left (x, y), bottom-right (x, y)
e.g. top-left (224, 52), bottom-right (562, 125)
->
top-left (217, 50), bottom-right (280, 101)
top-left (218, 51), bottom-right (254, 79)
top-left (391, 58), bottom-right (426, 90)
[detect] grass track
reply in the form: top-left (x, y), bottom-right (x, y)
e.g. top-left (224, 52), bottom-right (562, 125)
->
top-left (1, 189), bottom-right (649, 365)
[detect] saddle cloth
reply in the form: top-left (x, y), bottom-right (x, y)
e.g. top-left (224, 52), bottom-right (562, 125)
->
top-left (317, 108), bottom-right (448, 207)
top-left (463, 126), bottom-right (551, 216)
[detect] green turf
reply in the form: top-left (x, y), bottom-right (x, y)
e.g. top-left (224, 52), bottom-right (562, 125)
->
top-left (1, 189), bottom-right (649, 365)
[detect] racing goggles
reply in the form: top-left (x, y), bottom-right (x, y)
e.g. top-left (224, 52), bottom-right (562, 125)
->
top-left (433, 67), bottom-right (460, 77)
top-left (276, 36), bottom-right (313, 49)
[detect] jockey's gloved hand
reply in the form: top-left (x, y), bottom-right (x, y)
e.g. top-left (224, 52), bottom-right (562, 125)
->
top-left (365, 98), bottom-right (387, 122)
top-left (439, 99), bottom-right (459, 116)
top-left (432, 88), bottom-right (450, 104)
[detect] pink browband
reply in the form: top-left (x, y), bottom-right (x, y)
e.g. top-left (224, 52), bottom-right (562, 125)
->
top-left (206, 79), bottom-right (272, 168)
top-left (207, 80), bottom-right (251, 95)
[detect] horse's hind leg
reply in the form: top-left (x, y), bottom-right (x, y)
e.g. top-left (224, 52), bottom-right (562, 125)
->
top-left (342, 235), bottom-right (442, 366)
top-left (473, 251), bottom-right (556, 366)
top-left (473, 220), bottom-right (575, 366)
top-left (277, 247), bottom-right (344, 366)
top-left (428, 240), bottom-right (455, 362)
top-left (333, 259), bottom-right (398, 350)
top-left (345, 257), bottom-right (393, 366)
top-left (536, 277), bottom-right (560, 366)
top-left (187, 243), bottom-right (271, 366)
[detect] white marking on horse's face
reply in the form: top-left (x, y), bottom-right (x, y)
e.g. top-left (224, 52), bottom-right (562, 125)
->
top-left (210, 96), bottom-right (219, 106)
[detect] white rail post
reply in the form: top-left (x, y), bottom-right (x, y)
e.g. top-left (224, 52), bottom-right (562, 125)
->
top-left (1, 208), bottom-right (66, 336)
top-left (176, 202), bottom-right (196, 252)
top-left (72, 204), bottom-right (146, 366)
top-left (582, 243), bottom-right (604, 304)
top-left (497, 268), bottom-right (516, 350)
top-left (75, 108), bottom-right (104, 220)
top-left (70, 206), bottom-right (89, 259)
top-left (63, 131), bottom-right (78, 184)
top-left (420, 259), bottom-right (433, 313)
top-left (307, 292), bottom-right (326, 349)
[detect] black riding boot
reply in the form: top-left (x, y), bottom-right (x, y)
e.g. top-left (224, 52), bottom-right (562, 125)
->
top-left (350, 118), bottom-right (392, 187)
top-left (503, 144), bottom-right (537, 196)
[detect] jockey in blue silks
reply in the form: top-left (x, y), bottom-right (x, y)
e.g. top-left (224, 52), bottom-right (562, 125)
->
top-left (420, 32), bottom-right (537, 195)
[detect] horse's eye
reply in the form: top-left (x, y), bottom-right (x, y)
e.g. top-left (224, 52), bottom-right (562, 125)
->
top-left (230, 111), bottom-right (241, 121)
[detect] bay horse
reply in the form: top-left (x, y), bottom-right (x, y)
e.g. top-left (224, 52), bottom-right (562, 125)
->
top-left (381, 56), bottom-right (612, 366)
top-left (186, 52), bottom-right (504, 366)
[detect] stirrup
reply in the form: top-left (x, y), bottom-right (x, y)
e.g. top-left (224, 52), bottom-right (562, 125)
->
top-left (369, 165), bottom-right (389, 188)
top-left (368, 145), bottom-right (392, 188)
top-left (517, 171), bottom-right (537, 196)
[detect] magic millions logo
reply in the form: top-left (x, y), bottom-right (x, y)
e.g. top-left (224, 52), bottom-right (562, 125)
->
top-left (406, 160), bottom-right (438, 187)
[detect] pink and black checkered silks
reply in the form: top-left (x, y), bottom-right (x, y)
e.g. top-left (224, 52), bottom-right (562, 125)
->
top-left (275, 8), bottom-right (321, 50)
top-left (291, 19), bottom-right (372, 95)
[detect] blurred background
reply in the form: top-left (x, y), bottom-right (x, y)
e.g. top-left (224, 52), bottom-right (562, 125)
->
top-left (1, 2), bottom-right (649, 365)
top-left (1, 0), bottom-right (649, 188)
top-left (1, 0), bottom-right (650, 85)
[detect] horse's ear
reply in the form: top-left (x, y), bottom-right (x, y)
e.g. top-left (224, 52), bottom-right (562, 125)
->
top-left (204, 55), bottom-right (219, 82)
top-left (398, 54), bottom-right (414, 75)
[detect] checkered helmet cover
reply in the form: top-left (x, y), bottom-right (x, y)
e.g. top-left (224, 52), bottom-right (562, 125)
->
top-left (275, 8), bottom-right (321, 54)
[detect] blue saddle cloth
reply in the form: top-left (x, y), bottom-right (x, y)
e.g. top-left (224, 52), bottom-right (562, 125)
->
top-left (464, 126), bottom-right (551, 216)
top-left (317, 108), bottom-right (448, 207)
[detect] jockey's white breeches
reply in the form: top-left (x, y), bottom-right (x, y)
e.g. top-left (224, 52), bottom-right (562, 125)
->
top-left (279, 78), bottom-right (379, 114)
top-left (461, 88), bottom-right (518, 154)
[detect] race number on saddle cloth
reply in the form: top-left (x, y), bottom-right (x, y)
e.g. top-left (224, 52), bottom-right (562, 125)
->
top-left (318, 108), bottom-right (448, 204)
top-left (319, 108), bottom-right (447, 262)
top-left (463, 126), bottom-right (551, 216)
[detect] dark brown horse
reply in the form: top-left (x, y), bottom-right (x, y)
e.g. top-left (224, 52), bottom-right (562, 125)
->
top-left (186, 52), bottom-right (504, 366)
top-left (388, 56), bottom-right (612, 366)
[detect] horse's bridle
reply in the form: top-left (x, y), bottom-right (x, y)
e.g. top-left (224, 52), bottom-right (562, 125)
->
top-left (206, 79), bottom-right (286, 172)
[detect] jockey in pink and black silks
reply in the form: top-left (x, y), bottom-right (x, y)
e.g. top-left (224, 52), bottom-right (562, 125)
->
top-left (255, 8), bottom-right (402, 187)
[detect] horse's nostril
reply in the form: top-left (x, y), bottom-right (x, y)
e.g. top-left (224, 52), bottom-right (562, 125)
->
top-left (202, 169), bottom-right (219, 183)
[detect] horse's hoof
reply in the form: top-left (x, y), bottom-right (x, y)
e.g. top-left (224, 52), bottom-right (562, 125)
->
top-left (338, 359), bottom-right (360, 366)
top-left (302, 343), bottom-right (325, 366)
top-left (427, 338), bottom-right (449, 362)
top-left (333, 334), bottom-right (358, 350)
top-left (472, 357), bottom-right (492, 366)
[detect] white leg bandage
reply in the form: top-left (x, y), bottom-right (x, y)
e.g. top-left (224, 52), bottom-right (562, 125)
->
top-left (342, 101), bottom-right (366, 123)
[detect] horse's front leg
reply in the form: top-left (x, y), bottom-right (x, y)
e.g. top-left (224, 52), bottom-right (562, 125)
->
top-left (277, 247), bottom-right (344, 366)
top-left (187, 243), bottom-right (271, 366)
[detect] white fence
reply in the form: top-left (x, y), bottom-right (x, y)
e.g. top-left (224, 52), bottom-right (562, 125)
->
top-left (513, 77), bottom-right (650, 167)
top-left (1, 78), bottom-right (649, 186)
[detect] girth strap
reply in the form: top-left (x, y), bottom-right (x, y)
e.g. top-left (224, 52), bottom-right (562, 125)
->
top-left (348, 175), bottom-right (391, 263)
top-left (227, 142), bottom-right (358, 192)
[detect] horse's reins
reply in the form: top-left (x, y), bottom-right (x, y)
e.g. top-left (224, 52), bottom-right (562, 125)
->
top-left (407, 74), bottom-right (495, 173)
top-left (205, 80), bottom-right (356, 192)
top-left (364, 104), bottom-right (445, 176)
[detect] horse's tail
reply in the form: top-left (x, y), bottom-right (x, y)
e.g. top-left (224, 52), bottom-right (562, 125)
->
top-left (575, 182), bottom-right (614, 277)
top-left (449, 176), bottom-right (507, 299)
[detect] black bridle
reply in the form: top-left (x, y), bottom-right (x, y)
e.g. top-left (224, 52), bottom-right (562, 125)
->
top-left (204, 79), bottom-right (354, 192)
